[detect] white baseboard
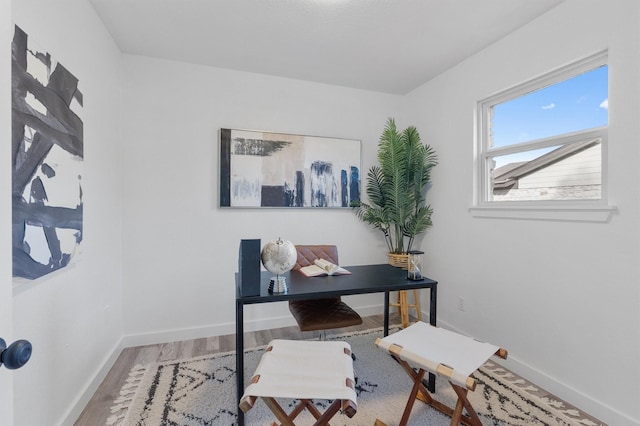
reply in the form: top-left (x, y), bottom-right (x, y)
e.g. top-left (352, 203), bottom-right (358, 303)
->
top-left (60, 338), bottom-right (124, 426)
top-left (120, 304), bottom-right (384, 348)
top-left (437, 317), bottom-right (639, 426)
top-left (501, 356), bottom-right (639, 426)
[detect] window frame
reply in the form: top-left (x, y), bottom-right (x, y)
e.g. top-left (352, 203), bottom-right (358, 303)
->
top-left (472, 51), bottom-right (616, 222)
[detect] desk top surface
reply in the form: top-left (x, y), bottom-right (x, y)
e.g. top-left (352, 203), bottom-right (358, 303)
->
top-left (237, 263), bottom-right (437, 303)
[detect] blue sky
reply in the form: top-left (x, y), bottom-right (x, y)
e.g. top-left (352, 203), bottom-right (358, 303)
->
top-left (492, 65), bottom-right (608, 149)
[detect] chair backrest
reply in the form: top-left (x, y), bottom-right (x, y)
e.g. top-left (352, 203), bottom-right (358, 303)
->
top-left (293, 245), bottom-right (339, 270)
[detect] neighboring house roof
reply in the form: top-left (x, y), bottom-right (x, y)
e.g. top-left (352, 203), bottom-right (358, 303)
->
top-left (492, 139), bottom-right (600, 190)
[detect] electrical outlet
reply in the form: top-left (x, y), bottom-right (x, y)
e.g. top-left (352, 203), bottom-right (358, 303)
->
top-left (457, 296), bottom-right (465, 311)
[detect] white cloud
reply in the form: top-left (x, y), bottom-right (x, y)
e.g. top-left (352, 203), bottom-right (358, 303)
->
top-left (600, 98), bottom-right (608, 109)
top-left (541, 103), bottom-right (555, 110)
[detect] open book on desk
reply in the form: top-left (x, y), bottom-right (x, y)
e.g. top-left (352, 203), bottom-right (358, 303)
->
top-left (299, 258), bottom-right (351, 277)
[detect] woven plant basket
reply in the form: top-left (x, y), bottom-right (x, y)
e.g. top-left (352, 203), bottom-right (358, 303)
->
top-left (387, 252), bottom-right (409, 269)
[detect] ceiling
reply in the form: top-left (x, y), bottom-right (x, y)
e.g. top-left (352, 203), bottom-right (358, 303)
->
top-left (89, 0), bottom-right (564, 95)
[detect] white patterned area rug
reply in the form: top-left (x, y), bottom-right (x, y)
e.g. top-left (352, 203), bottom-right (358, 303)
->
top-left (107, 328), bottom-right (604, 426)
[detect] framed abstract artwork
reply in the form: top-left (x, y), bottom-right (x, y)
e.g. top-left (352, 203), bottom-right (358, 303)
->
top-left (11, 25), bottom-right (84, 280)
top-left (220, 128), bottom-right (361, 208)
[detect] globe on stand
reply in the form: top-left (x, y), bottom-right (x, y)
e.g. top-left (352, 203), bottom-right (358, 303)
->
top-left (261, 238), bottom-right (297, 294)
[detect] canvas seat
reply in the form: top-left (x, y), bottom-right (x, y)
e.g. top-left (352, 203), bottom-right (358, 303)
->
top-left (375, 321), bottom-right (507, 426)
top-left (239, 339), bottom-right (357, 426)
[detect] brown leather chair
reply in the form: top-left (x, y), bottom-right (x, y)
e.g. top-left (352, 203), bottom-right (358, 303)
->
top-left (289, 245), bottom-right (363, 335)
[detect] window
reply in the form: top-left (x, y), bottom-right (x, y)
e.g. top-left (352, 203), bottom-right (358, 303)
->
top-left (474, 52), bottom-right (613, 221)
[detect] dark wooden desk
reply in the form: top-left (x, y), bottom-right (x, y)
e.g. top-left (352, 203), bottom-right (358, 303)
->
top-left (235, 263), bottom-right (438, 425)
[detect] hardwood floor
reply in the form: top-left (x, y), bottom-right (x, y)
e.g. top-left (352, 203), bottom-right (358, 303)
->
top-left (74, 314), bottom-right (604, 425)
top-left (74, 315), bottom-right (388, 425)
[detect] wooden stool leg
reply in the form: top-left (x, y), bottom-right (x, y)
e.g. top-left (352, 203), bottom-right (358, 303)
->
top-left (390, 293), bottom-right (400, 320)
top-left (412, 289), bottom-right (422, 322)
top-left (399, 367), bottom-right (426, 426)
top-left (313, 399), bottom-right (342, 425)
top-left (451, 384), bottom-right (482, 426)
top-left (400, 291), bottom-right (409, 328)
top-left (304, 399), bottom-right (324, 421)
top-left (289, 399), bottom-right (321, 421)
top-left (392, 292), bottom-right (401, 312)
top-left (391, 291), bottom-right (417, 328)
top-left (393, 290), bottom-right (421, 328)
top-left (451, 395), bottom-right (465, 425)
top-left (391, 353), bottom-right (484, 426)
top-left (263, 397), bottom-right (297, 426)
top-left (262, 397), bottom-right (346, 426)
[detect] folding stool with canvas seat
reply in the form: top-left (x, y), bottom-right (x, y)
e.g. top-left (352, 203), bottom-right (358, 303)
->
top-left (239, 339), bottom-right (357, 426)
top-left (375, 321), bottom-right (507, 426)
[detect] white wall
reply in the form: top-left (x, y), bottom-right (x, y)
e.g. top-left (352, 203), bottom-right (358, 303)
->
top-left (3, 1), bottom-right (639, 426)
top-left (10, 1), bottom-right (124, 424)
top-left (405, 1), bottom-right (640, 425)
top-left (120, 55), bottom-right (405, 341)
top-left (0, 0), bottom-right (14, 424)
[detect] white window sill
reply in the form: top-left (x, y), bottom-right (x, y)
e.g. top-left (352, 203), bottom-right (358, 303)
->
top-left (469, 204), bottom-right (617, 222)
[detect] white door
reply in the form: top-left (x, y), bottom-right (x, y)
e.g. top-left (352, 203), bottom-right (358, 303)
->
top-left (1, 0), bottom-right (15, 423)
top-left (0, 287), bottom-right (14, 425)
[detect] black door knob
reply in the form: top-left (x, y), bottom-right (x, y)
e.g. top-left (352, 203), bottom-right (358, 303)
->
top-left (0, 338), bottom-right (32, 370)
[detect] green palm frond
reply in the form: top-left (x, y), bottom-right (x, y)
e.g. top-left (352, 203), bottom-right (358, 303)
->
top-left (352, 118), bottom-right (437, 254)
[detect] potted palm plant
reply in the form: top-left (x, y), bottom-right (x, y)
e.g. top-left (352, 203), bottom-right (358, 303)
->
top-left (352, 118), bottom-right (437, 267)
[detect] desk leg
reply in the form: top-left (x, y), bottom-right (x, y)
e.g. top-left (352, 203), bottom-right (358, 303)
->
top-left (236, 299), bottom-right (245, 426)
top-left (429, 285), bottom-right (437, 326)
top-left (427, 285), bottom-right (437, 392)
top-left (384, 291), bottom-right (390, 336)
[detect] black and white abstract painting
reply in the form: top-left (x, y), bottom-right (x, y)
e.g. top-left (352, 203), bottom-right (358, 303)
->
top-left (11, 25), bottom-right (84, 280)
top-left (220, 129), bottom-right (361, 208)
